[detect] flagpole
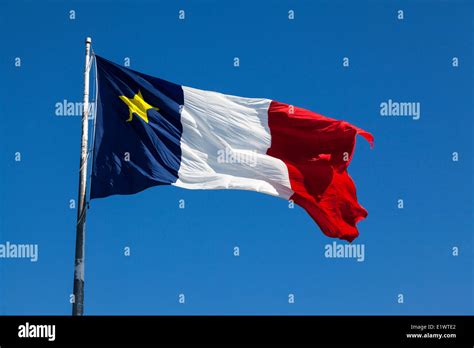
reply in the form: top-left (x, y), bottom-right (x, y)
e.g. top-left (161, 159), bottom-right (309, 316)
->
top-left (72, 37), bottom-right (92, 316)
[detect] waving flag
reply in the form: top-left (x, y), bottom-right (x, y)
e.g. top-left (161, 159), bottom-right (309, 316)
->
top-left (91, 55), bottom-right (373, 242)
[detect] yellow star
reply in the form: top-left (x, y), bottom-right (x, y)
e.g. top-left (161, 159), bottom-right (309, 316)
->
top-left (119, 90), bottom-right (159, 123)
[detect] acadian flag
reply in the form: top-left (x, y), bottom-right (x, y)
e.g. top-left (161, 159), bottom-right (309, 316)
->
top-left (91, 55), bottom-right (374, 242)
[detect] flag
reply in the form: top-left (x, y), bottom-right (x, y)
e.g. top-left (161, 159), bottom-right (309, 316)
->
top-left (91, 55), bottom-right (374, 242)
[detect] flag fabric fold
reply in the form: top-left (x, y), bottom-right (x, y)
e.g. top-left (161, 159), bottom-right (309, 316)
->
top-left (91, 55), bottom-right (373, 242)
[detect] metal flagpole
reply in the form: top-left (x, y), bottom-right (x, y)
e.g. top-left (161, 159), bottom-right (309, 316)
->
top-left (72, 37), bottom-right (92, 316)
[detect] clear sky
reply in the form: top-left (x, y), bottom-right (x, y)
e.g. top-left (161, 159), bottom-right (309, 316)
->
top-left (0, 0), bottom-right (472, 315)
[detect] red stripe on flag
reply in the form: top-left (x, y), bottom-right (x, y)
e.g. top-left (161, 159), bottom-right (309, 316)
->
top-left (267, 101), bottom-right (373, 242)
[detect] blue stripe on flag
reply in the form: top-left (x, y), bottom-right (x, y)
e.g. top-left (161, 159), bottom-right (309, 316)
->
top-left (90, 55), bottom-right (183, 199)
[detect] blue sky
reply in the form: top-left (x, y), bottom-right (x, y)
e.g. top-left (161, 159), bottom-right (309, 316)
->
top-left (0, 0), bottom-right (472, 315)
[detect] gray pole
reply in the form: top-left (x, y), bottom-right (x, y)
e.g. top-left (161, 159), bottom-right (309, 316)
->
top-left (72, 37), bottom-right (92, 316)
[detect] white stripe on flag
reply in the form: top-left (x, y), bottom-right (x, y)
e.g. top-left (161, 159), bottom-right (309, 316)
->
top-left (172, 86), bottom-right (293, 199)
